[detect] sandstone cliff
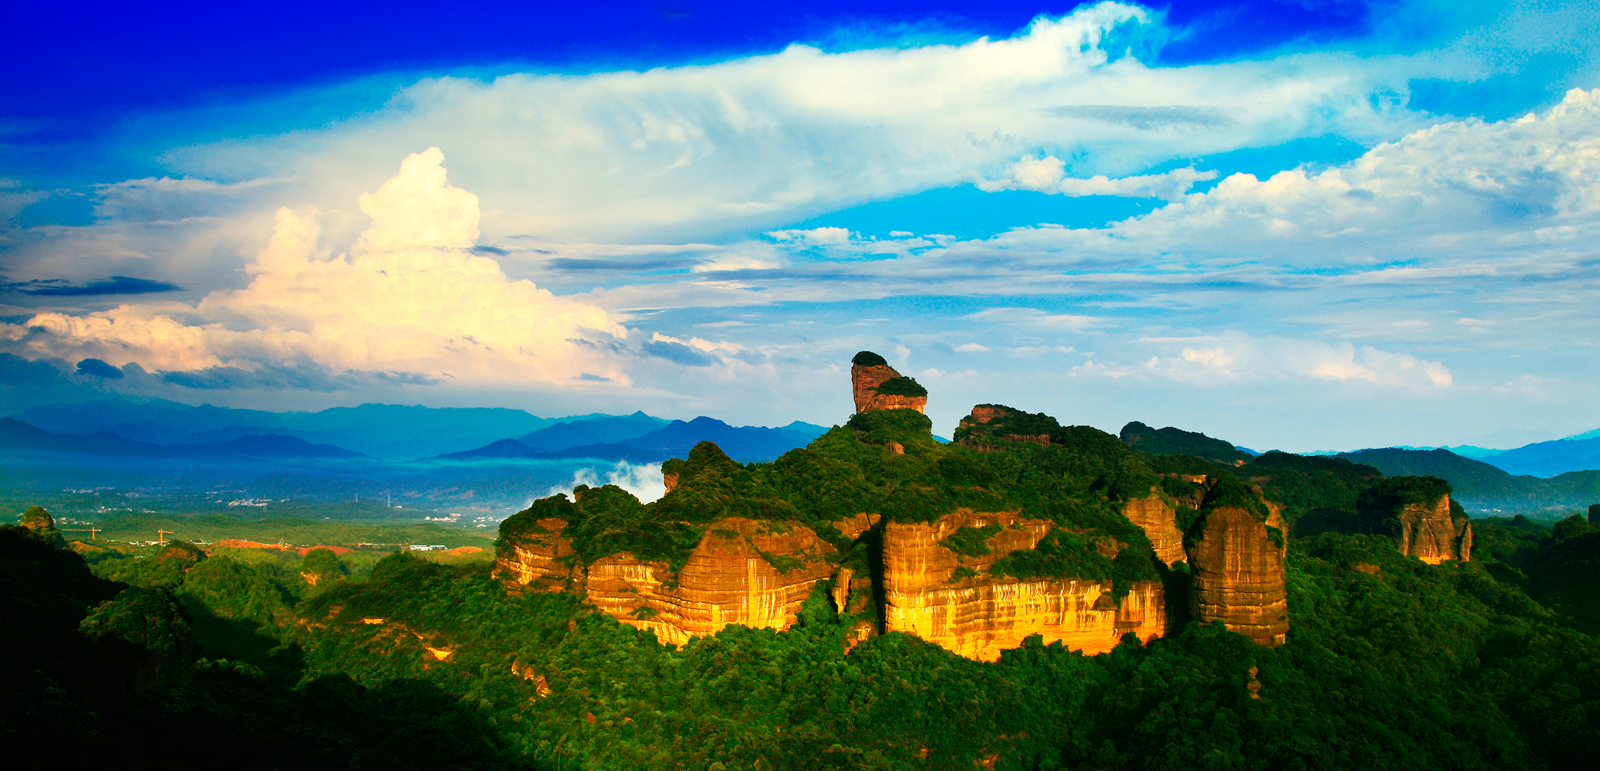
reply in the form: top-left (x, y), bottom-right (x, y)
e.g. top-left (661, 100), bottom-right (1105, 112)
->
top-left (497, 517), bottom-right (577, 591)
top-left (1188, 505), bottom-right (1289, 647)
top-left (1388, 495), bottom-right (1471, 564)
top-left (585, 517), bottom-right (839, 645)
top-left (953, 405), bottom-right (1055, 451)
top-left (851, 350), bottom-right (927, 413)
top-left (1356, 476), bottom-right (1471, 564)
top-left (1122, 491), bottom-right (1186, 567)
top-left (498, 512), bottom-right (844, 646)
top-left (881, 510), bottom-right (1166, 660)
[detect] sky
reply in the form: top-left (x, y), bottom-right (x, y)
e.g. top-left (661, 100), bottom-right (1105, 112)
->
top-left (3, 0), bottom-right (1599, 452)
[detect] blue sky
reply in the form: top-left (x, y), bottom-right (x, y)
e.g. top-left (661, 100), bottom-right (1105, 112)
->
top-left (3, 0), bottom-right (1599, 451)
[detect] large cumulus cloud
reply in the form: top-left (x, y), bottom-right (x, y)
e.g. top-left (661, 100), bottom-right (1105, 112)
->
top-left (2, 149), bottom-right (631, 387)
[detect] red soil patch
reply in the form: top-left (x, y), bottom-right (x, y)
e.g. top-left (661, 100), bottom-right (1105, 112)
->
top-left (210, 539), bottom-right (350, 556)
top-left (296, 545), bottom-right (352, 556)
top-left (214, 539), bottom-right (289, 551)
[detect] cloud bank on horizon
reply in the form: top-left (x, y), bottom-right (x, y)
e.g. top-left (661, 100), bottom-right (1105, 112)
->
top-left (2, 0), bottom-right (1598, 451)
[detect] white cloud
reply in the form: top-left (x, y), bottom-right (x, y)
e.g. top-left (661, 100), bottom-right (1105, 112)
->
top-left (1136, 331), bottom-right (1453, 388)
top-left (691, 254), bottom-right (783, 272)
top-left (968, 307), bottom-right (1102, 331)
top-left (953, 343), bottom-right (989, 352)
top-left (146, 2), bottom-right (1438, 248)
top-left (1, 149), bottom-right (631, 387)
top-left (766, 226), bottom-right (855, 246)
top-left (545, 460), bottom-right (667, 503)
top-left (978, 155), bottom-right (1217, 200)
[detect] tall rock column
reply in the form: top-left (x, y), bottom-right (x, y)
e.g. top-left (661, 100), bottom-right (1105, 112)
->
top-left (1122, 491), bottom-right (1186, 567)
top-left (1188, 506), bottom-right (1289, 647)
top-left (851, 351), bottom-right (927, 413)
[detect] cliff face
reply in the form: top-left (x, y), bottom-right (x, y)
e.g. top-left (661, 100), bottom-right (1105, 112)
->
top-left (1122, 491), bottom-right (1186, 567)
top-left (852, 363), bottom-right (898, 412)
top-left (851, 361), bottom-right (927, 413)
top-left (497, 517), bottom-right (577, 591)
top-left (882, 510), bottom-right (1166, 661)
top-left (1188, 507), bottom-right (1289, 647)
top-left (498, 517), bottom-right (839, 646)
top-left (1355, 480), bottom-right (1471, 564)
top-left (953, 405), bottom-right (1054, 451)
top-left (1394, 495), bottom-right (1471, 564)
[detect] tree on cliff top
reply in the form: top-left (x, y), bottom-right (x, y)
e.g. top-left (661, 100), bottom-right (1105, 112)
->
top-left (952, 404), bottom-right (1062, 444)
top-left (1121, 421), bottom-right (1253, 463)
top-left (851, 350), bottom-right (888, 367)
top-left (873, 376), bottom-right (927, 397)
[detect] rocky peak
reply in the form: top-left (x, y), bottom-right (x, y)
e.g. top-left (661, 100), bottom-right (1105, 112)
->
top-left (1186, 478), bottom-right (1289, 647)
top-left (20, 505), bottom-right (56, 533)
top-left (155, 540), bottom-right (206, 571)
top-left (851, 351), bottom-right (926, 413)
top-left (953, 404), bottom-right (1059, 451)
top-left (18, 505), bottom-right (66, 548)
top-left (1357, 476), bottom-right (1471, 564)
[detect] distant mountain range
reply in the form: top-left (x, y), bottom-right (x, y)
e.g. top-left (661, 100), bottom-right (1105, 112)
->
top-left (0, 417), bottom-right (365, 460)
top-left (1123, 419), bottom-right (1600, 514)
top-left (4, 399), bottom-right (834, 466)
top-left (10, 399), bottom-right (565, 459)
top-left (1335, 448), bottom-right (1600, 513)
top-left (443, 415), bottom-right (830, 463)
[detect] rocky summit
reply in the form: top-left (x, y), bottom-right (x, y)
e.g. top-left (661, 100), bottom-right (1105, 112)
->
top-left (850, 350), bottom-right (927, 414)
top-left (486, 350), bottom-right (1390, 659)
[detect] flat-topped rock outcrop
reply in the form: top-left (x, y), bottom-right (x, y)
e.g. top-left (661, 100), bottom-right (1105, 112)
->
top-left (479, 351), bottom-right (1500, 660)
top-left (1357, 476), bottom-right (1472, 564)
top-left (953, 404), bottom-right (1056, 451)
top-left (881, 509), bottom-right (1166, 661)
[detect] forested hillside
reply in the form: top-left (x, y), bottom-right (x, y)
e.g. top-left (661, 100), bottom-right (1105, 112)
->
top-left (7, 393), bottom-right (1600, 769)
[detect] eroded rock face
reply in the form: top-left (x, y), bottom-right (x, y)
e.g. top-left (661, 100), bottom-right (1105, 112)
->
top-left (881, 510), bottom-right (1166, 661)
top-left (1356, 478), bottom-right (1471, 565)
top-left (498, 517), bottom-right (839, 646)
top-left (1122, 491), bottom-right (1186, 567)
top-left (954, 405), bottom-right (1053, 451)
top-left (852, 363), bottom-right (899, 412)
top-left (497, 517), bottom-right (577, 591)
top-left (1393, 496), bottom-right (1471, 565)
top-left (1188, 507), bottom-right (1289, 647)
top-left (851, 361), bottom-right (927, 413)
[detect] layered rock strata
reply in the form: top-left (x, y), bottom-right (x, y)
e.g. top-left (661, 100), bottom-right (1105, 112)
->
top-left (1187, 507), bottom-right (1289, 647)
top-left (1121, 491), bottom-right (1187, 567)
top-left (881, 510), bottom-right (1167, 661)
top-left (499, 517), bottom-right (840, 646)
top-left (498, 517), bottom-right (577, 591)
top-left (851, 357), bottom-right (926, 413)
top-left (954, 405), bottom-right (1053, 451)
top-left (1355, 486), bottom-right (1471, 564)
top-left (1393, 495), bottom-right (1471, 564)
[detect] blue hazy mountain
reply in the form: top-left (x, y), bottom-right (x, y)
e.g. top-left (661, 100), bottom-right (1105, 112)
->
top-left (0, 417), bottom-right (163, 455)
top-left (0, 418), bottom-right (365, 459)
top-left (10, 399), bottom-right (563, 459)
top-left (170, 434), bottom-right (367, 459)
top-left (1474, 435), bottom-right (1600, 478)
top-left (0, 417), bottom-right (364, 459)
top-left (445, 416), bottom-right (830, 463)
top-left (1338, 447), bottom-right (1600, 512)
top-left (518, 411), bottom-right (670, 451)
top-left (555, 416), bottom-right (830, 463)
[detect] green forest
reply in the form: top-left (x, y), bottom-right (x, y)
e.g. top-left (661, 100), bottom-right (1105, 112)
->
top-left (6, 405), bottom-right (1600, 770)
